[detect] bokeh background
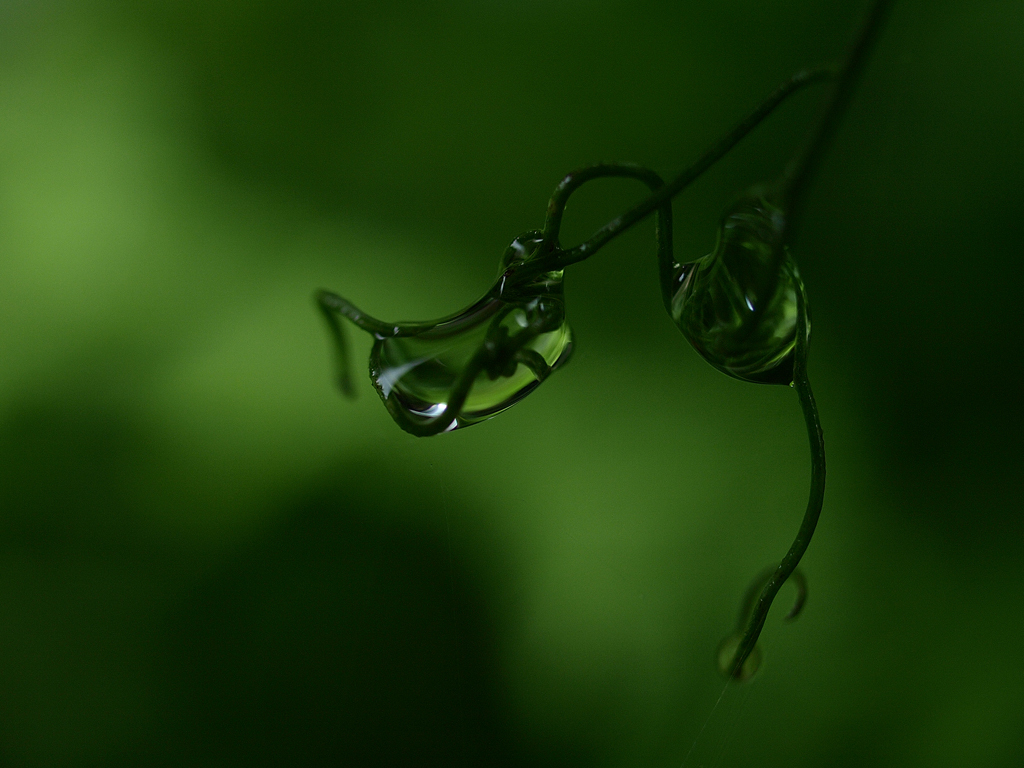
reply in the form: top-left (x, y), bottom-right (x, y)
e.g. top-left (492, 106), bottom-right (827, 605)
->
top-left (1, 1), bottom-right (1021, 766)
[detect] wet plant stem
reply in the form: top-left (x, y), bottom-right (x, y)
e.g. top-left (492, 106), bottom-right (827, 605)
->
top-left (724, 288), bottom-right (826, 679)
top-left (778, 0), bottom-right (897, 225)
top-left (526, 67), bottom-right (834, 277)
top-left (722, 0), bottom-right (894, 678)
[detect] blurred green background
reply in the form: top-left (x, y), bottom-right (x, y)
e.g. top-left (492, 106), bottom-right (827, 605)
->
top-left (1, 1), bottom-right (1021, 766)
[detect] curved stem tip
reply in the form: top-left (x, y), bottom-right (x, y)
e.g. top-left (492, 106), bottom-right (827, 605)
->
top-left (721, 287), bottom-right (825, 680)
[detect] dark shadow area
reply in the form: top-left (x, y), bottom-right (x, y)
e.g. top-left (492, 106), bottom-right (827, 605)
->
top-left (0, 395), bottom-right (589, 767)
top-left (156, 467), bottom-right (580, 768)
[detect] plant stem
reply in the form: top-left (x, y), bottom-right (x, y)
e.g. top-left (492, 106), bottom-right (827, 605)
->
top-left (778, 0), bottom-right (897, 225)
top-left (725, 287), bottom-right (826, 678)
top-left (722, 0), bottom-right (895, 677)
top-left (542, 67), bottom-right (834, 270)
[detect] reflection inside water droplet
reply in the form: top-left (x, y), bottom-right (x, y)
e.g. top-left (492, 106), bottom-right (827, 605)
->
top-left (369, 234), bottom-right (573, 434)
top-left (670, 194), bottom-right (808, 385)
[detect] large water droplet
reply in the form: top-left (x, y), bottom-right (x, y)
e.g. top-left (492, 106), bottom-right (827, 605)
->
top-left (670, 195), bottom-right (808, 385)
top-left (370, 235), bottom-right (573, 434)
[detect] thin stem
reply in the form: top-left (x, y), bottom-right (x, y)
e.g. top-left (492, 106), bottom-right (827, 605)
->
top-left (540, 67), bottom-right (834, 271)
top-left (735, 566), bottom-right (808, 628)
top-left (532, 163), bottom-right (676, 312)
top-left (778, 0), bottom-right (896, 223)
top-left (316, 293), bottom-right (356, 398)
top-left (317, 289), bottom-right (484, 398)
top-left (317, 290), bottom-right (447, 338)
top-left (540, 164), bottom-right (665, 251)
top-left (724, 285), bottom-right (826, 679)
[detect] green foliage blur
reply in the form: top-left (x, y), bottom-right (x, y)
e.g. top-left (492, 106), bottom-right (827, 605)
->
top-left (1, 1), bottom-right (1021, 765)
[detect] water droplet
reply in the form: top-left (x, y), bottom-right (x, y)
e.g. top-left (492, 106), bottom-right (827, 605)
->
top-left (370, 235), bottom-right (573, 434)
top-left (717, 633), bottom-right (763, 682)
top-left (670, 194), bottom-right (808, 385)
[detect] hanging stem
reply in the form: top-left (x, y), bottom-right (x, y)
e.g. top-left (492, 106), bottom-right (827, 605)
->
top-left (534, 163), bottom-right (677, 312)
top-left (316, 289), bottom-right (448, 398)
top-left (777, 0), bottom-right (897, 223)
top-left (539, 163), bottom-right (666, 255)
top-left (719, 0), bottom-right (893, 678)
top-left (723, 285), bottom-right (825, 679)
top-left (529, 66), bottom-right (835, 274)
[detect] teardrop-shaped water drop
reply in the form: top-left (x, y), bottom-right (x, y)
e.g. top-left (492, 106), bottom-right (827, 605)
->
top-left (370, 235), bottom-right (573, 434)
top-left (717, 633), bottom-right (763, 682)
top-left (670, 194), bottom-right (808, 385)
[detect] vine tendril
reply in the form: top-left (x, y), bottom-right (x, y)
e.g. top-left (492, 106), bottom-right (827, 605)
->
top-left (316, 0), bottom-right (894, 681)
top-left (719, 285), bottom-right (825, 679)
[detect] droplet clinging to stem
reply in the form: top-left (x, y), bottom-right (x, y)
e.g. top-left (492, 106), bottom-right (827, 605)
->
top-left (669, 192), bottom-right (808, 386)
top-left (318, 233), bottom-right (572, 437)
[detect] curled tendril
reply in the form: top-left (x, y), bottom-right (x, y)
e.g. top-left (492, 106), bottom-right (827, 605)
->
top-left (692, 268), bottom-right (825, 682)
top-left (672, 211), bottom-right (825, 680)
top-left (717, 567), bottom-right (808, 682)
top-left (317, 164), bottom-right (672, 437)
top-left (717, 565), bottom-right (809, 682)
top-left (316, 69), bottom-right (829, 435)
top-left (316, 245), bottom-right (572, 437)
top-left (316, 0), bottom-right (891, 684)
top-left (710, 0), bottom-right (893, 680)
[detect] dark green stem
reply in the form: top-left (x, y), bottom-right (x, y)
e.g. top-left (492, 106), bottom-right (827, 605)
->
top-left (719, 0), bottom-right (893, 678)
top-left (317, 290), bottom-right (456, 339)
top-left (539, 164), bottom-right (665, 253)
top-left (533, 163), bottom-right (676, 312)
top-left (735, 565), bottom-right (808, 628)
top-left (316, 289), bottom-right (470, 398)
top-left (530, 67), bottom-right (834, 273)
top-left (777, 0), bottom-right (897, 224)
top-left (723, 287), bottom-right (825, 679)
top-left (316, 293), bottom-right (357, 398)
